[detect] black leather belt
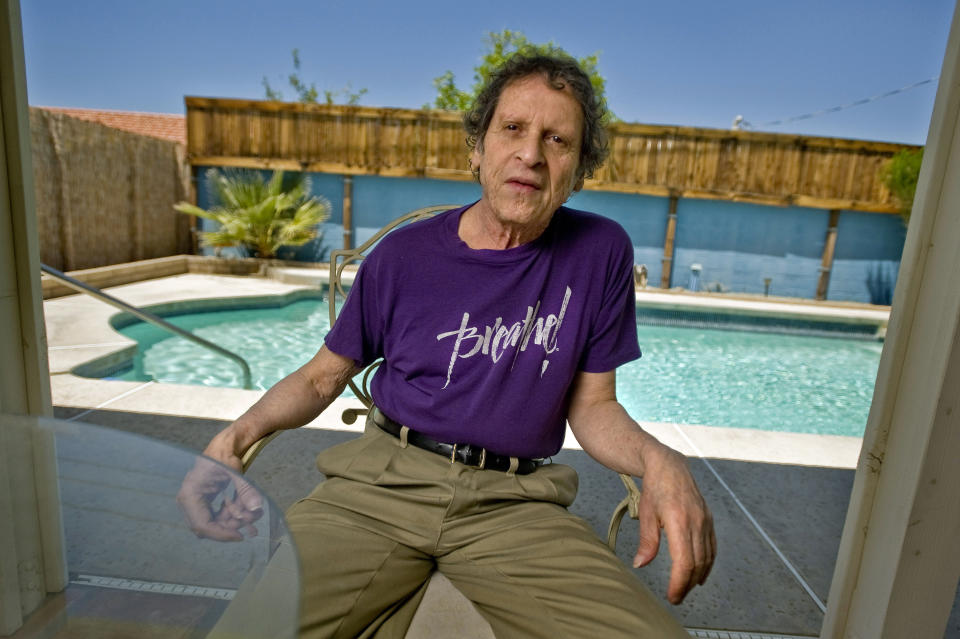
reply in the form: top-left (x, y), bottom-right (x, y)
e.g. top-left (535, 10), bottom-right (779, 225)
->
top-left (372, 407), bottom-right (544, 475)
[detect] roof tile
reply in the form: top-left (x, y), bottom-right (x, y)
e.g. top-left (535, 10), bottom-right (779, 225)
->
top-left (37, 106), bottom-right (186, 145)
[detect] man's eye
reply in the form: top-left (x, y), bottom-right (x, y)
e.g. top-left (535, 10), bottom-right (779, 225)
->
top-left (505, 124), bottom-right (519, 131)
top-left (549, 135), bottom-right (564, 144)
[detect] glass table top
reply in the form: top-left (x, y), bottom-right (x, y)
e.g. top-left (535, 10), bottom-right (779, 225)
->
top-left (2, 414), bottom-right (299, 639)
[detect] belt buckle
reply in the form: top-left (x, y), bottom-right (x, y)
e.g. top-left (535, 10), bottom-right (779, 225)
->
top-left (449, 444), bottom-right (486, 469)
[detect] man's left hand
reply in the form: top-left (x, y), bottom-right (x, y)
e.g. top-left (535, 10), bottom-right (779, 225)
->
top-left (632, 441), bottom-right (716, 604)
top-left (566, 369), bottom-right (717, 604)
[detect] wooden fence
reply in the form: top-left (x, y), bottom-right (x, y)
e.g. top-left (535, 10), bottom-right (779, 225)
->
top-left (185, 96), bottom-right (920, 214)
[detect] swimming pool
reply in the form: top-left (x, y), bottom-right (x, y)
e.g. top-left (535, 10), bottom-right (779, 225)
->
top-left (104, 298), bottom-right (881, 438)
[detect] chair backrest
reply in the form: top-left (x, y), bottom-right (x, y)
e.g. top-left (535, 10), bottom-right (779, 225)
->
top-left (328, 205), bottom-right (458, 425)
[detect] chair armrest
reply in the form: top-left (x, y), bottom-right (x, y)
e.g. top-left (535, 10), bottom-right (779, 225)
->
top-left (241, 431), bottom-right (282, 474)
top-left (606, 473), bottom-right (642, 550)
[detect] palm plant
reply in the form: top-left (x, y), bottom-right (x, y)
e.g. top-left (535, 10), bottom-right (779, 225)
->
top-left (175, 169), bottom-right (330, 259)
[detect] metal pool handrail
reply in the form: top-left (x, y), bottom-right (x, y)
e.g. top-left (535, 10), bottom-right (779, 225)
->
top-left (40, 263), bottom-right (254, 390)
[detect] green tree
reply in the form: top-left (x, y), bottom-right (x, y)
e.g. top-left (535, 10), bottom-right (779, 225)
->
top-left (175, 169), bottom-right (330, 259)
top-left (430, 70), bottom-right (472, 112)
top-left (880, 148), bottom-right (924, 224)
top-left (263, 48), bottom-right (368, 105)
top-left (427, 29), bottom-right (611, 120)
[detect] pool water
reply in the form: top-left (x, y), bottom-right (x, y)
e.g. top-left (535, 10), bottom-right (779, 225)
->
top-left (629, 326), bottom-right (880, 437)
top-left (110, 299), bottom-right (881, 438)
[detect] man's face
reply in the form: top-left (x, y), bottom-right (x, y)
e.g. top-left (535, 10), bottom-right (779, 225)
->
top-left (471, 74), bottom-right (584, 234)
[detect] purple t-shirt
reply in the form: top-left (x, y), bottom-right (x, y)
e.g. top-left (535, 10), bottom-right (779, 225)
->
top-left (325, 204), bottom-right (640, 458)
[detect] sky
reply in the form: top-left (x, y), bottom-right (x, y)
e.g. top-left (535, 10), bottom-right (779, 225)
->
top-left (19, 0), bottom-right (956, 145)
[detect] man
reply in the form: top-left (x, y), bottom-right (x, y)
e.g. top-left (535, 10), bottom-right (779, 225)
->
top-left (180, 52), bottom-right (715, 638)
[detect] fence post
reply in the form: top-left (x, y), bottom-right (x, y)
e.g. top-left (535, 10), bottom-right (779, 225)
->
top-left (342, 175), bottom-right (353, 250)
top-left (816, 209), bottom-right (841, 300)
top-left (660, 194), bottom-right (679, 289)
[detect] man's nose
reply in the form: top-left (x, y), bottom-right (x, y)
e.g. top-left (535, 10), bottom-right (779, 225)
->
top-left (515, 135), bottom-right (545, 166)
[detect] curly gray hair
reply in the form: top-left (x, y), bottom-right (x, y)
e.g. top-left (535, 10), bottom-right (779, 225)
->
top-left (464, 51), bottom-right (610, 183)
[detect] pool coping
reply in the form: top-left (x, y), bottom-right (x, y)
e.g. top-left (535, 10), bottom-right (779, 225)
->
top-left (269, 265), bottom-right (889, 320)
top-left (44, 271), bottom-right (867, 470)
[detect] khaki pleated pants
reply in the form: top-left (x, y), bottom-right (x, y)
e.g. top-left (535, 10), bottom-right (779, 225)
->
top-left (285, 418), bottom-right (688, 639)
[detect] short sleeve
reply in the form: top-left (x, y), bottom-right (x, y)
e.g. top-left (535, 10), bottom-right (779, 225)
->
top-left (578, 229), bottom-right (641, 373)
top-left (323, 255), bottom-right (385, 368)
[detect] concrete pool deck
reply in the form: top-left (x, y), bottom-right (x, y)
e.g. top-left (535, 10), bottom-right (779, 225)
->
top-left (42, 272), bottom-right (959, 637)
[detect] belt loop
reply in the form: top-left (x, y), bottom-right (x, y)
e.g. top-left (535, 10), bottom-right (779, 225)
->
top-left (506, 456), bottom-right (519, 477)
top-left (399, 425), bottom-right (410, 448)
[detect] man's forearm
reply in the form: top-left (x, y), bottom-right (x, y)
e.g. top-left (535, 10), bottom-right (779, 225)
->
top-left (226, 371), bottom-right (333, 454)
top-left (207, 346), bottom-right (357, 461)
top-left (568, 398), bottom-right (664, 477)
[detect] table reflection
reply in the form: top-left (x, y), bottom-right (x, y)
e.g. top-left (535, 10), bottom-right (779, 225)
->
top-left (4, 414), bottom-right (298, 639)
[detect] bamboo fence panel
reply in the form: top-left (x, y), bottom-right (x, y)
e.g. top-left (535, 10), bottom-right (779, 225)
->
top-left (185, 97), bottom-right (920, 213)
top-left (30, 108), bottom-right (192, 271)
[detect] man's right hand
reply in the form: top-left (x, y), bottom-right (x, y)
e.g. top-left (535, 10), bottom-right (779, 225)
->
top-left (176, 430), bottom-right (264, 542)
top-left (176, 345), bottom-right (358, 541)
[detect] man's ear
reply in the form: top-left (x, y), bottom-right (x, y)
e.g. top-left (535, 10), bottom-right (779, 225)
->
top-left (573, 174), bottom-right (585, 193)
top-left (470, 147), bottom-right (482, 181)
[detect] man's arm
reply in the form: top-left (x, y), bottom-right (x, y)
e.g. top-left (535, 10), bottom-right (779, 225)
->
top-left (201, 345), bottom-right (359, 469)
top-left (177, 345), bottom-right (358, 540)
top-left (566, 369), bottom-right (716, 604)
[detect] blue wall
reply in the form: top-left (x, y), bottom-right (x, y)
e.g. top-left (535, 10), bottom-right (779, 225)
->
top-left (193, 168), bottom-right (905, 303)
top-left (672, 200), bottom-right (829, 298)
top-left (351, 176), bottom-right (481, 248)
top-left (828, 211), bottom-right (906, 304)
top-left (568, 189), bottom-right (669, 286)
